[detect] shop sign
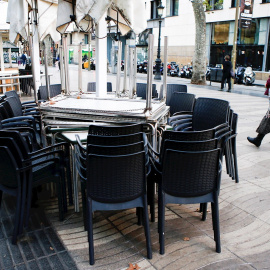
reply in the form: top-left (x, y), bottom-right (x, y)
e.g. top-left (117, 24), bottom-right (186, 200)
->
top-left (240, 0), bottom-right (253, 29)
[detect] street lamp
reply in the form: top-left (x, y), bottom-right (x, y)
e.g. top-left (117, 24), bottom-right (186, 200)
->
top-left (154, 2), bottom-right (164, 80)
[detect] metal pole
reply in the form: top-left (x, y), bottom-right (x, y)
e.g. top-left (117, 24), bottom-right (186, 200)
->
top-left (78, 43), bottom-right (82, 92)
top-left (62, 35), bottom-right (70, 95)
top-left (133, 47), bottom-right (137, 96)
top-left (231, 0), bottom-right (240, 88)
top-left (154, 19), bottom-right (162, 80)
top-left (146, 34), bottom-right (154, 110)
top-left (123, 44), bottom-right (128, 93)
top-left (88, 31), bottom-right (91, 71)
top-left (0, 34), bottom-right (4, 71)
top-left (129, 46), bottom-right (134, 99)
top-left (8, 48), bottom-right (12, 68)
top-left (59, 45), bottom-right (65, 92)
top-left (116, 41), bottom-right (122, 97)
top-left (162, 36), bottom-right (168, 101)
top-left (43, 43), bottom-right (50, 99)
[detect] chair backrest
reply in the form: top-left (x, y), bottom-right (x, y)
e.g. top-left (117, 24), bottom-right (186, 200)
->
top-left (38, 84), bottom-right (62, 100)
top-left (162, 148), bottom-right (220, 198)
top-left (87, 82), bottom-right (113, 92)
top-left (160, 84), bottom-right (187, 104)
top-left (192, 97), bottom-right (230, 131)
top-left (1, 99), bottom-right (17, 118)
top-left (232, 113), bottom-right (238, 134)
top-left (5, 91), bottom-right (21, 106)
top-left (88, 141), bottom-right (144, 156)
top-left (0, 146), bottom-right (20, 188)
top-left (5, 96), bottom-right (23, 117)
top-left (168, 92), bottom-right (196, 115)
top-left (87, 132), bottom-right (145, 147)
top-left (88, 123), bottom-right (143, 136)
top-left (136, 83), bottom-right (157, 99)
top-left (0, 130), bottom-right (30, 159)
top-left (87, 151), bottom-right (146, 203)
top-left (0, 104), bottom-right (10, 120)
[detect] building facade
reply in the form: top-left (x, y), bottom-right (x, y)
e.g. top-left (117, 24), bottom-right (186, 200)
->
top-left (146, 0), bottom-right (270, 71)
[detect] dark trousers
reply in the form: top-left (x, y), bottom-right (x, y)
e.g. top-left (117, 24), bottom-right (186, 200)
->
top-left (221, 74), bottom-right (231, 90)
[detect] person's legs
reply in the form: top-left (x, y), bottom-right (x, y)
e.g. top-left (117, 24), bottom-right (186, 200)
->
top-left (221, 74), bottom-right (226, 90)
top-left (227, 76), bottom-right (231, 92)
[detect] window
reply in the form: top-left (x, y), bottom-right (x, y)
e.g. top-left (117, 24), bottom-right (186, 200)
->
top-left (231, 0), bottom-right (236, 7)
top-left (166, 0), bottom-right (179, 16)
top-left (205, 0), bottom-right (223, 11)
top-left (84, 34), bottom-right (89, 45)
top-left (212, 22), bottom-right (230, 45)
top-left (150, 0), bottom-right (158, 19)
top-left (70, 34), bottom-right (72, 45)
top-left (239, 19), bottom-right (259, 45)
top-left (262, 0), bottom-right (270, 3)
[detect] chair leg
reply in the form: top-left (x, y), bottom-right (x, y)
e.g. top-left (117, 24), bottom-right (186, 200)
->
top-left (24, 178), bottom-right (33, 228)
top-left (81, 181), bottom-right (87, 231)
top-left (147, 180), bottom-right (155, 223)
top-left (142, 194), bottom-right (152, 259)
top-left (212, 196), bottom-right (221, 253)
top-left (0, 190), bottom-right (3, 210)
top-left (159, 191), bottom-right (165, 255)
top-left (87, 198), bottom-right (95, 265)
top-left (233, 140), bottom-right (239, 183)
top-left (56, 179), bottom-right (64, 222)
top-left (211, 202), bottom-right (216, 241)
top-left (12, 191), bottom-right (22, 245)
top-left (136, 208), bottom-right (143, 226)
top-left (65, 158), bottom-right (73, 205)
top-left (202, 203), bottom-right (207, 221)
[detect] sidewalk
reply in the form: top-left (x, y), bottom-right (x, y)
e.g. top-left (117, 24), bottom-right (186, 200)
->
top-left (14, 65), bottom-right (270, 269)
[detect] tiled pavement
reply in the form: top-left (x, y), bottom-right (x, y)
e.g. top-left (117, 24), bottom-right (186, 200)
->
top-left (4, 67), bottom-right (270, 269)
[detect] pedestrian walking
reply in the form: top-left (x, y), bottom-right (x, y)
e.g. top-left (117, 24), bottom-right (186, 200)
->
top-left (247, 75), bottom-right (270, 147)
top-left (21, 53), bottom-right (26, 66)
top-left (220, 55), bottom-right (232, 92)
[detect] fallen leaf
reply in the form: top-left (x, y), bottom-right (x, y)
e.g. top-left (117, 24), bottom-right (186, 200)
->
top-left (126, 263), bottom-right (141, 270)
top-left (183, 237), bottom-right (190, 241)
top-left (77, 96), bottom-right (81, 99)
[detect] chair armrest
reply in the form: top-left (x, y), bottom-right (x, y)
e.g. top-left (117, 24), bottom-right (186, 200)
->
top-left (174, 123), bottom-right (192, 131)
top-left (172, 111), bottom-right (193, 116)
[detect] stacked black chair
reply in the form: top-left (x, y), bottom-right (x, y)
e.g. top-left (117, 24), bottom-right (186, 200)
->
top-left (168, 92), bottom-right (196, 116)
top-left (0, 130), bottom-right (70, 244)
top-left (5, 90), bottom-right (37, 109)
top-left (158, 146), bottom-right (223, 254)
top-left (86, 142), bottom-right (152, 265)
top-left (136, 83), bottom-right (158, 99)
top-left (87, 82), bottom-right (112, 92)
top-left (38, 84), bottom-right (62, 100)
top-left (160, 84), bottom-right (187, 104)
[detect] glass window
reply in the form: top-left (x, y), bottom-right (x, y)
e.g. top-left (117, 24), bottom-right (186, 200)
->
top-left (262, 0), bottom-right (270, 3)
top-left (231, 0), bottom-right (236, 7)
top-left (166, 0), bottom-right (179, 16)
top-left (151, 0), bottom-right (158, 19)
top-left (70, 34), bottom-right (72, 45)
top-left (84, 34), bottom-right (88, 45)
top-left (212, 22), bottom-right (230, 45)
top-left (239, 19), bottom-right (259, 45)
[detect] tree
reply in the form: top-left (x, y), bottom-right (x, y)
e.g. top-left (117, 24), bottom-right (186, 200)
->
top-left (191, 0), bottom-right (207, 85)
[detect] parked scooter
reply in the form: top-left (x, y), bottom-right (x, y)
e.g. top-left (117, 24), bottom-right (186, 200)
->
top-left (244, 66), bottom-right (256, 85)
top-left (169, 64), bottom-right (179, 76)
top-left (235, 66), bottom-right (245, 84)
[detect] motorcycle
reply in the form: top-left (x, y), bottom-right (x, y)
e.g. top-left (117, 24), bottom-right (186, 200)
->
top-left (169, 64), bottom-right (179, 77)
top-left (206, 66), bottom-right (211, 81)
top-left (234, 66), bottom-right (245, 84)
top-left (244, 66), bottom-right (256, 85)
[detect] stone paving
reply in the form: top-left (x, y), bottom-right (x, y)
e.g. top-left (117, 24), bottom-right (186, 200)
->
top-left (10, 66), bottom-right (270, 269)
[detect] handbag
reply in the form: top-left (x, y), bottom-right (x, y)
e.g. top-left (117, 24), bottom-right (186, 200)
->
top-left (230, 69), bottom-right (235, 78)
top-left (264, 88), bottom-right (269, 96)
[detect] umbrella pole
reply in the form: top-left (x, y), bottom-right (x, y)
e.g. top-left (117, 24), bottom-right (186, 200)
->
top-left (78, 43), bottom-right (82, 92)
top-left (133, 47), bottom-right (137, 96)
top-left (146, 34), bottom-right (154, 110)
top-left (0, 34), bottom-right (4, 71)
top-left (30, 6), bottom-right (41, 103)
top-left (43, 42), bottom-right (50, 99)
top-left (129, 46), bottom-right (134, 99)
top-left (162, 36), bottom-right (168, 102)
top-left (123, 44), bottom-right (128, 93)
top-left (59, 45), bottom-right (65, 92)
top-left (116, 41), bottom-right (122, 97)
top-left (62, 34), bottom-right (70, 95)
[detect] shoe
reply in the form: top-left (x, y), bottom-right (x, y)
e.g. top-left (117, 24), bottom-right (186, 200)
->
top-left (227, 89), bottom-right (231, 92)
top-left (247, 134), bottom-right (265, 147)
top-left (219, 88), bottom-right (223, 91)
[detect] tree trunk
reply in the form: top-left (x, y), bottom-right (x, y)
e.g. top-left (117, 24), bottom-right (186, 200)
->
top-left (191, 0), bottom-right (206, 85)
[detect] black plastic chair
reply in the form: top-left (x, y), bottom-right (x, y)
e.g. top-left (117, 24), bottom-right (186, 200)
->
top-left (38, 84), bottom-right (62, 100)
top-left (160, 84), bottom-right (187, 104)
top-left (158, 148), bottom-right (222, 255)
top-left (87, 82), bottom-right (112, 92)
top-left (136, 83), bottom-right (157, 99)
top-left (86, 151), bottom-right (152, 265)
top-left (5, 90), bottom-right (37, 109)
top-left (0, 133), bottom-right (68, 244)
top-left (170, 97), bottom-right (230, 132)
top-left (168, 92), bottom-right (196, 116)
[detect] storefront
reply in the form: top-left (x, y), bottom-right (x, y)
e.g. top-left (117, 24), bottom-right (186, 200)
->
top-left (208, 18), bottom-right (270, 71)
